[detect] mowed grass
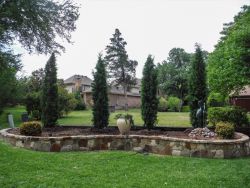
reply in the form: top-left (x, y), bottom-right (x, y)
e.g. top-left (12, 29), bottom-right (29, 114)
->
top-left (0, 106), bottom-right (191, 128)
top-left (59, 109), bottom-right (191, 127)
top-left (0, 106), bottom-right (26, 129)
top-left (1, 106), bottom-right (249, 128)
top-left (0, 141), bottom-right (250, 188)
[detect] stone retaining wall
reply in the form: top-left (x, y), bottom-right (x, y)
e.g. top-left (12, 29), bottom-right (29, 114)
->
top-left (1, 128), bottom-right (250, 159)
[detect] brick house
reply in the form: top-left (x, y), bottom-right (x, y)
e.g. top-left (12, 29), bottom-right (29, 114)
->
top-left (64, 75), bottom-right (141, 109)
top-left (230, 86), bottom-right (250, 111)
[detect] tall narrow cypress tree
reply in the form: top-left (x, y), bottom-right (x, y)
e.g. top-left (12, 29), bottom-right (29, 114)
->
top-left (41, 52), bottom-right (59, 127)
top-left (92, 54), bottom-right (109, 129)
top-left (141, 55), bottom-right (158, 130)
top-left (188, 44), bottom-right (207, 128)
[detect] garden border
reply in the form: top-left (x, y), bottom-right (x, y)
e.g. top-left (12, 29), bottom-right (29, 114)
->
top-left (0, 128), bottom-right (250, 159)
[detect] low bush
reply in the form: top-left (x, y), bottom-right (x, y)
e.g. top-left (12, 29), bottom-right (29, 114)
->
top-left (158, 97), bottom-right (168, 112)
top-left (208, 106), bottom-right (249, 127)
top-left (167, 97), bottom-right (181, 112)
top-left (181, 105), bottom-right (190, 112)
top-left (207, 92), bottom-right (227, 107)
top-left (20, 121), bottom-right (42, 136)
top-left (215, 122), bottom-right (235, 139)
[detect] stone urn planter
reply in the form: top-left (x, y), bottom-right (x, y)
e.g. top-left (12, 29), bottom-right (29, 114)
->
top-left (115, 114), bottom-right (134, 135)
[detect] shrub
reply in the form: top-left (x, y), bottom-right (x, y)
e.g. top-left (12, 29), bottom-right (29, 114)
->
top-left (215, 122), bottom-right (235, 139)
top-left (31, 110), bottom-right (41, 120)
top-left (158, 97), bottom-right (168, 112)
top-left (181, 105), bottom-right (190, 112)
top-left (208, 106), bottom-right (249, 127)
top-left (20, 121), bottom-right (42, 136)
top-left (74, 91), bottom-right (86, 110)
top-left (167, 96), bottom-right (181, 112)
top-left (207, 92), bottom-right (226, 107)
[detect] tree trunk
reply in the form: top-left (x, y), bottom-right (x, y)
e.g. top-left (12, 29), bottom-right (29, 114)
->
top-left (123, 84), bottom-right (128, 111)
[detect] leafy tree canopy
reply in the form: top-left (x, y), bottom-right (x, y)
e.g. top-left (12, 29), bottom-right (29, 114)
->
top-left (208, 5), bottom-right (250, 95)
top-left (157, 48), bottom-right (191, 102)
top-left (0, 0), bottom-right (80, 54)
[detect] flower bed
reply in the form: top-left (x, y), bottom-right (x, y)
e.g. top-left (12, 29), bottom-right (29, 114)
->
top-left (0, 128), bottom-right (250, 159)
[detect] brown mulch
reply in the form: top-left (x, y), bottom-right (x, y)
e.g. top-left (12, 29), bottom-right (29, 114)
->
top-left (5, 126), bottom-right (231, 140)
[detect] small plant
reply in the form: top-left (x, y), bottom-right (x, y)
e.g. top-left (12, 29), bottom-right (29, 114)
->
top-left (20, 121), bottom-right (42, 136)
top-left (208, 106), bottom-right (249, 127)
top-left (215, 122), bottom-right (235, 139)
top-left (158, 97), bottom-right (168, 112)
top-left (181, 105), bottom-right (190, 112)
top-left (167, 96), bottom-right (181, 112)
top-left (115, 113), bottom-right (135, 126)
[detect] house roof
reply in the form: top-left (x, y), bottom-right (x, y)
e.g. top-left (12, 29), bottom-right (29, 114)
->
top-left (231, 86), bottom-right (250, 96)
top-left (64, 75), bottom-right (92, 85)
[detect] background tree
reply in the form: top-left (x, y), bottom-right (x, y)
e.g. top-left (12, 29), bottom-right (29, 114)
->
top-left (0, 51), bottom-right (21, 113)
top-left (208, 5), bottom-right (250, 95)
top-left (0, 0), bottom-right (79, 114)
top-left (157, 48), bottom-right (191, 108)
top-left (58, 84), bottom-right (77, 118)
top-left (41, 53), bottom-right (59, 127)
top-left (105, 28), bottom-right (138, 110)
top-left (92, 54), bottom-right (109, 129)
top-left (141, 55), bottom-right (158, 130)
top-left (0, 0), bottom-right (79, 54)
top-left (188, 44), bottom-right (208, 128)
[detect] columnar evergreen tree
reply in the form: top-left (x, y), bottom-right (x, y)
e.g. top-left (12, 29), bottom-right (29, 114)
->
top-left (41, 53), bottom-right (59, 127)
top-left (105, 28), bottom-right (138, 110)
top-left (188, 44), bottom-right (208, 128)
top-left (92, 54), bottom-right (109, 129)
top-left (141, 55), bottom-right (158, 130)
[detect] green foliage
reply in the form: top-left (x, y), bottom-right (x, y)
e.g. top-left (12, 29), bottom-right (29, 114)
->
top-left (25, 92), bottom-right (41, 120)
top-left (105, 28), bottom-right (138, 110)
top-left (0, 0), bottom-right (79, 113)
top-left (27, 68), bottom-right (45, 92)
top-left (167, 96), bottom-right (181, 112)
top-left (141, 55), bottom-right (158, 129)
top-left (92, 54), bottom-right (109, 129)
top-left (207, 92), bottom-right (227, 107)
top-left (74, 91), bottom-right (86, 110)
top-left (0, 51), bottom-right (21, 114)
top-left (208, 106), bottom-right (249, 127)
top-left (0, 0), bottom-right (79, 54)
top-left (215, 122), bottom-right (235, 139)
top-left (41, 53), bottom-right (59, 127)
top-left (208, 6), bottom-right (250, 95)
top-left (20, 121), bottom-right (42, 136)
top-left (188, 44), bottom-right (208, 128)
top-left (58, 85), bottom-right (77, 117)
top-left (158, 97), bottom-right (168, 112)
top-left (181, 105), bottom-right (190, 112)
top-left (157, 48), bottom-right (191, 103)
top-left (114, 113), bottom-right (135, 127)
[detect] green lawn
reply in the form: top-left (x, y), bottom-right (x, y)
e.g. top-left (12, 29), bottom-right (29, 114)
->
top-left (0, 106), bottom-right (26, 129)
top-left (0, 106), bottom-right (191, 128)
top-left (59, 109), bottom-right (191, 127)
top-left (1, 106), bottom-right (250, 128)
top-left (0, 141), bottom-right (250, 188)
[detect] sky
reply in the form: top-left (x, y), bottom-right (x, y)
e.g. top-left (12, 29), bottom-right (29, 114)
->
top-left (17, 0), bottom-right (250, 80)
